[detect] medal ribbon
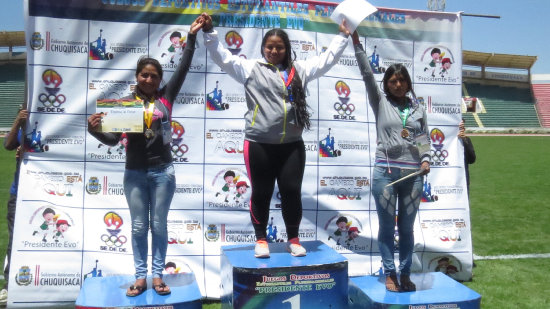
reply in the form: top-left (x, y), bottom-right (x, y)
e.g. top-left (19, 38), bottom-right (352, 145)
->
top-left (279, 66), bottom-right (295, 103)
top-left (398, 105), bottom-right (410, 129)
top-left (136, 95), bottom-right (155, 129)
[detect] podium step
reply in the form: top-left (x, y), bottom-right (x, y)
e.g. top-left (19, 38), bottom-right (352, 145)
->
top-left (75, 273), bottom-right (201, 309)
top-left (348, 272), bottom-right (481, 309)
top-left (221, 240), bottom-right (348, 309)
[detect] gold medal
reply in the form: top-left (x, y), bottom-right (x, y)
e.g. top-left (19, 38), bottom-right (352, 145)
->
top-left (401, 128), bottom-right (410, 138)
top-left (145, 128), bottom-right (154, 139)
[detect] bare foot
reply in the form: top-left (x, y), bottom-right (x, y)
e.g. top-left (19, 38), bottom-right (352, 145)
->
top-left (385, 273), bottom-right (400, 292)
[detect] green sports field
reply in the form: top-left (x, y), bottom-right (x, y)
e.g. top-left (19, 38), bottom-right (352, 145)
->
top-left (0, 136), bottom-right (549, 308)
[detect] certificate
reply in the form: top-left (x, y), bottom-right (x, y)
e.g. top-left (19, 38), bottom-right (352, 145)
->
top-left (330, 0), bottom-right (378, 33)
top-left (96, 99), bottom-right (144, 133)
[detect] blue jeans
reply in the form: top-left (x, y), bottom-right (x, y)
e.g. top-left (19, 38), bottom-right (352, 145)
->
top-left (123, 163), bottom-right (176, 279)
top-left (372, 166), bottom-right (422, 276)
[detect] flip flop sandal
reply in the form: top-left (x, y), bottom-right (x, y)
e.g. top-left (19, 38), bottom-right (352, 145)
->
top-left (126, 284), bottom-right (146, 297)
top-left (153, 282), bottom-right (171, 295)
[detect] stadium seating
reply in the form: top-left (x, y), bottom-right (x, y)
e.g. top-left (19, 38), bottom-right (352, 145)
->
top-left (463, 81), bottom-right (541, 128)
top-left (0, 63), bottom-right (25, 129)
top-left (531, 83), bottom-right (550, 128)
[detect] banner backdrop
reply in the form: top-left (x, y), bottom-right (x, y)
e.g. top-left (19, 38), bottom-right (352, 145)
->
top-left (11, 0), bottom-right (469, 306)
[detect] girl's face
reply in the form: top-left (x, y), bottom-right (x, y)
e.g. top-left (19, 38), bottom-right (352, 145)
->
top-left (263, 35), bottom-right (286, 66)
top-left (136, 64), bottom-right (161, 97)
top-left (386, 73), bottom-right (409, 99)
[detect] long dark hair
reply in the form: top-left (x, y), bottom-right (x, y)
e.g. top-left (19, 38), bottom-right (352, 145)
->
top-left (382, 63), bottom-right (413, 97)
top-left (261, 29), bottom-right (310, 129)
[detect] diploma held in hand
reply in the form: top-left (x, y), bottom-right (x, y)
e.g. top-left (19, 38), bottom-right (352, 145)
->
top-left (385, 169), bottom-right (423, 187)
top-left (96, 99), bottom-right (144, 133)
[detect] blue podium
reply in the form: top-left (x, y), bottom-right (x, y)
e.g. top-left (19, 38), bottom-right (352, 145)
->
top-left (348, 272), bottom-right (481, 309)
top-left (221, 240), bottom-right (348, 309)
top-left (75, 273), bottom-right (202, 309)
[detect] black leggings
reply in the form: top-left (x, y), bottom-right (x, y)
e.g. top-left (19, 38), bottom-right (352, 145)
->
top-left (244, 140), bottom-right (305, 240)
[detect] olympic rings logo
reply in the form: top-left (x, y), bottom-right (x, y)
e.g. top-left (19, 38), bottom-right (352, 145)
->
top-left (39, 93), bottom-right (66, 107)
top-left (334, 102), bottom-right (355, 115)
top-left (171, 144), bottom-right (189, 157)
top-left (101, 234), bottom-right (127, 247)
top-left (431, 149), bottom-right (448, 162)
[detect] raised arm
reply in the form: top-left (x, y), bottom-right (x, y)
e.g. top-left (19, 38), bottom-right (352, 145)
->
top-left (352, 31), bottom-right (381, 116)
top-left (201, 13), bottom-right (255, 84)
top-left (298, 19), bottom-right (350, 82)
top-left (163, 16), bottom-right (204, 103)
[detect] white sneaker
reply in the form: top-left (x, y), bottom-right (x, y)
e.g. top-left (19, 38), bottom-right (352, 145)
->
top-left (287, 242), bottom-right (307, 257)
top-left (254, 241), bottom-right (270, 258)
top-left (0, 289), bottom-right (7, 305)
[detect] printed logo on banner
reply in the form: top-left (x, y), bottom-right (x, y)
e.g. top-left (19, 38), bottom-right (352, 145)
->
top-left (44, 134), bottom-right (84, 147)
top-left (418, 96), bottom-right (461, 115)
top-left (37, 69), bottom-right (66, 113)
top-left (26, 170), bottom-right (82, 197)
top-left (85, 177), bottom-right (101, 194)
top-left (290, 39), bottom-right (315, 61)
top-left (168, 219), bottom-right (201, 245)
top-left (205, 224), bottom-right (220, 242)
top-left (89, 29), bottom-right (114, 60)
top-left (324, 214), bottom-right (367, 251)
top-left (320, 175), bottom-right (369, 200)
top-left (319, 128), bottom-right (341, 157)
top-left (100, 212), bottom-right (128, 252)
top-left (89, 134), bottom-right (128, 161)
top-left (16, 265), bottom-right (81, 287)
top-left (204, 223), bottom-right (256, 243)
top-left (163, 261), bottom-right (192, 275)
top-left (158, 29), bottom-right (188, 68)
top-left (206, 81), bottom-right (229, 111)
top-left (225, 31), bottom-right (246, 58)
top-left (422, 175), bottom-right (464, 202)
top-left (422, 176), bottom-right (438, 202)
top-left (430, 128), bottom-right (449, 166)
top-left (89, 28), bottom-right (147, 59)
top-left (89, 79), bottom-right (135, 100)
top-left (29, 31), bottom-right (88, 54)
top-left (418, 46), bottom-right (458, 83)
top-left (15, 266), bottom-right (33, 286)
top-left (27, 206), bottom-right (77, 246)
top-left (206, 128), bottom-right (245, 154)
top-left (333, 81), bottom-right (356, 121)
top-left (23, 121), bottom-right (49, 152)
top-left (367, 45), bottom-right (387, 74)
top-left (83, 260), bottom-right (104, 279)
top-left (209, 168), bottom-right (250, 208)
top-left (171, 120), bottom-right (189, 162)
top-left (364, 43), bottom-right (412, 75)
top-left (428, 255), bottom-right (463, 280)
top-left (421, 218), bottom-right (466, 243)
top-left (29, 32), bottom-right (44, 50)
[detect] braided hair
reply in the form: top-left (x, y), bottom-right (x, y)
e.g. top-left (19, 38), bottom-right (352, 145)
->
top-left (261, 29), bottom-right (311, 130)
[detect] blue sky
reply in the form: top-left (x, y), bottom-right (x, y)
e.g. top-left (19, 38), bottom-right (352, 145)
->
top-left (2, 0), bottom-right (548, 74)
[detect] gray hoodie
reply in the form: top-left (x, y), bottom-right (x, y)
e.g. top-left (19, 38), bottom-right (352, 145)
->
top-left (203, 30), bottom-right (349, 144)
top-left (354, 43), bottom-right (430, 169)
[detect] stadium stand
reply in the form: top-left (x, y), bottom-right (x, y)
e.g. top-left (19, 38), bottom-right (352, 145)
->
top-left (0, 31), bottom-right (26, 130)
top-left (462, 50), bottom-right (541, 128)
top-left (531, 75), bottom-right (550, 128)
top-left (0, 63), bottom-right (25, 129)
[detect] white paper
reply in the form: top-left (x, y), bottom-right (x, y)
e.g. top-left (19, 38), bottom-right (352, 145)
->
top-left (330, 0), bottom-right (378, 33)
